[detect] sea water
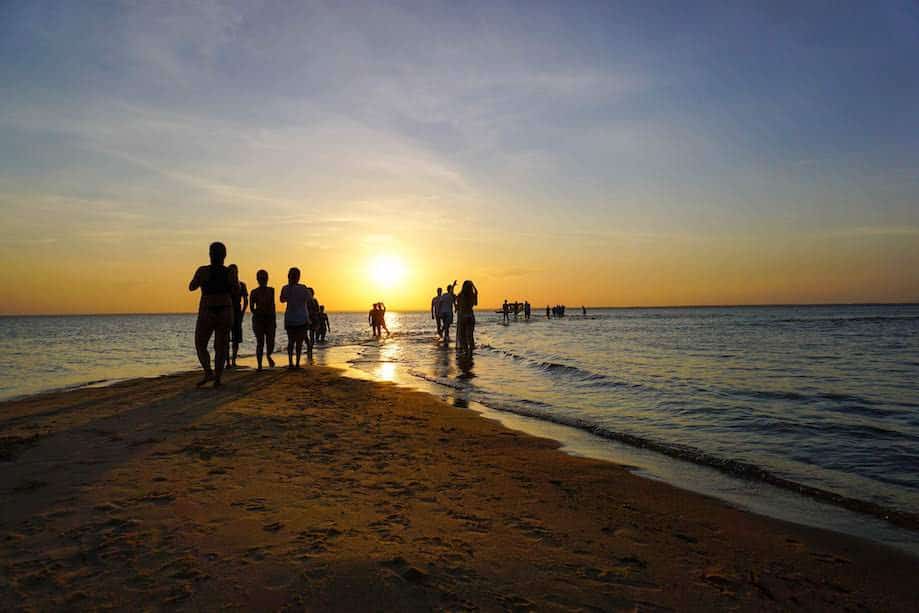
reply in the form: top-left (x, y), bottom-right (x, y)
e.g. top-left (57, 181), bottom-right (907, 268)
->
top-left (1, 305), bottom-right (917, 546)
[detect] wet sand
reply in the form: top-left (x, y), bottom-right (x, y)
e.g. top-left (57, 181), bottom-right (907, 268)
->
top-left (1, 367), bottom-right (917, 611)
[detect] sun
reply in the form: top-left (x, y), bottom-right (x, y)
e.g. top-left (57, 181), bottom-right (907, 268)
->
top-left (369, 255), bottom-right (406, 288)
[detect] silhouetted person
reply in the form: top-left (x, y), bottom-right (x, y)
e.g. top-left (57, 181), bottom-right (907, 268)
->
top-left (439, 283), bottom-right (456, 344)
top-left (281, 267), bottom-right (310, 369)
top-left (369, 303), bottom-right (380, 337)
top-left (546, 304), bottom-right (551, 319)
top-left (456, 280), bottom-right (478, 355)
top-left (249, 269), bottom-right (276, 370)
top-left (189, 242), bottom-right (239, 387)
top-left (524, 301), bottom-right (531, 321)
top-left (379, 302), bottom-right (390, 335)
top-left (306, 287), bottom-right (319, 357)
top-left (317, 305), bottom-right (330, 343)
top-left (582, 305), bottom-right (587, 316)
top-left (432, 287), bottom-right (443, 337)
top-left (225, 264), bottom-right (247, 368)
top-left (502, 299), bottom-right (509, 323)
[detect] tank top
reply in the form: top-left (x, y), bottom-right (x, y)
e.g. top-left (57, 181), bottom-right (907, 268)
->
top-left (202, 265), bottom-right (231, 296)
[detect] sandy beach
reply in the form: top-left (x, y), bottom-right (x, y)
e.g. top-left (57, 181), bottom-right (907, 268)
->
top-left (1, 367), bottom-right (916, 611)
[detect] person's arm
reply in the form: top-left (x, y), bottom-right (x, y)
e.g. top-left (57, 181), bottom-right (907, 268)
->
top-left (228, 268), bottom-right (240, 301)
top-left (472, 284), bottom-right (478, 306)
top-left (325, 315), bottom-right (331, 332)
top-left (241, 284), bottom-right (249, 313)
top-left (249, 288), bottom-right (258, 314)
top-left (280, 285), bottom-right (289, 303)
top-left (189, 267), bottom-right (203, 291)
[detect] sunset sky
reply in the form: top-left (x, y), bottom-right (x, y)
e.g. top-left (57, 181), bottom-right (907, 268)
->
top-left (1, 1), bottom-right (917, 314)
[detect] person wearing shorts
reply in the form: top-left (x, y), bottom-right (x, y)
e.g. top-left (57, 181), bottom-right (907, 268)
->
top-left (280, 267), bottom-right (311, 369)
top-left (249, 269), bottom-right (276, 370)
top-left (189, 242), bottom-right (239, 388)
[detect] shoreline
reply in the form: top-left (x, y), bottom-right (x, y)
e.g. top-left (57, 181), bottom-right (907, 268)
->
top-left (6, 353), bottom-right (919, 557)
top-left (1, 367), bottom-right (917, 609)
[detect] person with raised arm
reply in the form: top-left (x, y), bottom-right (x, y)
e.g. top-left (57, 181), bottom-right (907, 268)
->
top-left (189, 242), bottom-right (239, 388)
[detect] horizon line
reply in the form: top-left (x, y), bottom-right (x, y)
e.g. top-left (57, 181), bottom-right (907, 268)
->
top-left (2, 301), bottom-right (917, 318)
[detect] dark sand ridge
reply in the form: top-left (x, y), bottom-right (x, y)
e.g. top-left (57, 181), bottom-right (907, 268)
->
top-left (1, 368), bottom-right (917, 611)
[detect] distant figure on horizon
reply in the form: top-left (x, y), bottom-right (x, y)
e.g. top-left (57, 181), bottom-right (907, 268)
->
top-left (546, 304), bottom-right (551, 319)
top-left (189, 242), bottom-right (239, 388)
top-left (524, 301), bottom-right (531, 321)
top-left (280, 267), bottom-right (310, 369)
top-left (226, 264), bottom-right (247, 369)
top-left (582, 305), bottom-right (587, 316)
top-left (317, 305), bottom-right (330, 343)
top-left (439, 283), bottom-right (456, 344)
top-left (456, 280), bottom-right (478, 355)
top-left (249, 269), bottom-right (276, 370)
top-left (502, 299), bottom-right (510, 323)
top-left (432, 287), bottom-right (443, 338)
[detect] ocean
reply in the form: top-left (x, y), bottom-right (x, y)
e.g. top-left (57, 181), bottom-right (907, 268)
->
top-left (2, 305), bottom-right (918, 547)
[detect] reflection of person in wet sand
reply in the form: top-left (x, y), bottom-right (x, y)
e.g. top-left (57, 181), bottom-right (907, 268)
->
top-left (226, 264), bottom-right (248, 368)
top-left (456, 280), bottom-right (478, 355)
top-left (189, 242), bottom-right (239, 388)
top-left (249, 269), bottom-right (276, 370)
top-left (280, 267), bottom-right (310, 369)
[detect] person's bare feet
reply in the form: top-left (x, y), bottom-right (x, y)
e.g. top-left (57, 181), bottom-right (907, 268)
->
top-left (196, 373), bottom-right (214, 387)
top-left (213, 378), bottom-right (222, 388)
top-left (267, 356), bottom-right (275, 368)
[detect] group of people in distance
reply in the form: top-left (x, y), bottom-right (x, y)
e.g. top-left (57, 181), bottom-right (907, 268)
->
top-left (190, 242), bottom-right (331, 387)
top-left (368, 303), bottom-right (390, 337)
top-left (502, 300), bottom-right (531, 322)
top-left (430, 280), bottom-right (479, 354)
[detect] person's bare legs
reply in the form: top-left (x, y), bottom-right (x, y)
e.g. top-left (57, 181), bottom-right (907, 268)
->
top-left (266, 328), bottom-right (276, 367)
top-left (255, 333), bottom-right (264, 370)
top-left (295, 337), bottom-right (303, 367)
top-left (194, 313), bottom-right (216, 386)
top-left (287, 330), bottom-right (295, 368)
top-left (213, 322), bottom-right (230, 387)
top-left (232, 340), bottom-right (240, 367)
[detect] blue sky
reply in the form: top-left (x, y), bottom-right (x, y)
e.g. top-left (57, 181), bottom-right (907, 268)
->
top-left (1, 1), bottom-right (917, 312)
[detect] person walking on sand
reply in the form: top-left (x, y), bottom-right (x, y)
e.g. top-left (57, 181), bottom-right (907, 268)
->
top-left (317, 305), bottom-right (330, 343)
top-left (225, 264), bottom-right (248, 369)
top-left (456, 280), bottom-right (478, 355)
top-left (431, 287), bottom-right (443, 338)
top-left (439, 283), bottom-right (456, 344)
top-left (280, 267), bottom-right (310, 369)
top-left (189, 242), bottom-right (239, 388)
top-left (249, 269), bottom-right (276, 370)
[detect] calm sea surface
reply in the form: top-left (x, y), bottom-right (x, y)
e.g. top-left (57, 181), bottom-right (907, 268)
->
top-left (1, 305), bottom-right (917, 525)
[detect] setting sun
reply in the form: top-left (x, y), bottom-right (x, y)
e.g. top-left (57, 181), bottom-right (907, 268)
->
top-left (369, 255), bottom-right (406, 289)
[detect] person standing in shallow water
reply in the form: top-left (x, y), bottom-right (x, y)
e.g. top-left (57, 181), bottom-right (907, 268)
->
top-left (456, 280), bottom-right (478, 355)
top-left (226, 264), bottom-right (247, 369)
top-left (431, 287), bottom-right (443, 338)
top-left (249, 269), bottom-right (276, 370)
top-left (189, 242), bottom-right (239, 387)
top-left (280, 267), bottom-right (310, 369)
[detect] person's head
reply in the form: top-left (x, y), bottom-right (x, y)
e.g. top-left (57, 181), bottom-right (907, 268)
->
top-left (462, 280), bottom-right (475, 295)
top-left (288, 267), bottom-right (300, 284)
top-left (319, 305), bottom-right (325, 312)
top-left (503, 299), bottom-right (508, 304)
top-left (437, 287), bottom-right (442, 296)
top-left (256, 269), bottom-right (268, 286)
top-left (209, 242), bottom-right (227, 264)
top-left (227, 264), bottom-right (238, 274)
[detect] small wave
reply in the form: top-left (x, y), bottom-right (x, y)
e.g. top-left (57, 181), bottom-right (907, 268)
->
top-left (460, 397), bottom-right (919, 531)
top-left (478, 344), bottom-right (628, 388)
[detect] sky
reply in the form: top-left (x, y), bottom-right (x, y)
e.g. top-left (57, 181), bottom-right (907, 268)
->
top-left (1, 1), bottom-right (917, 314)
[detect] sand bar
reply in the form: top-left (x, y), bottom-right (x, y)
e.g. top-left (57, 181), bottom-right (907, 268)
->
top-left (1, 367), bottom-right (917, 611)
